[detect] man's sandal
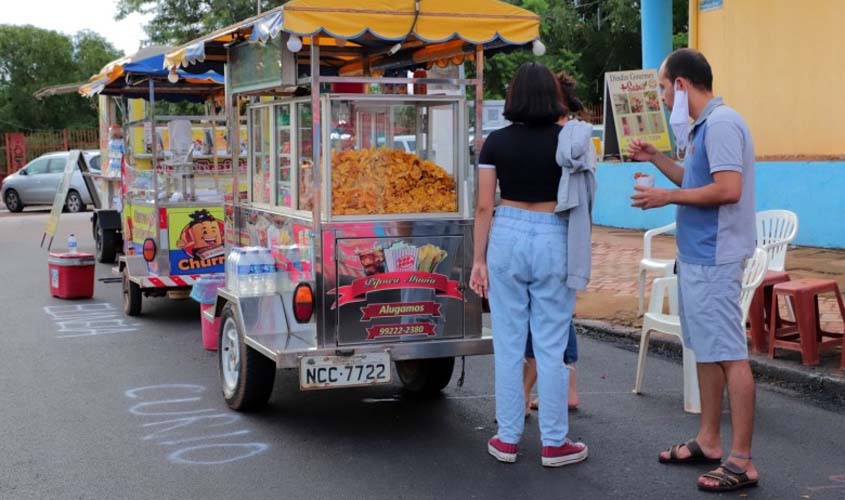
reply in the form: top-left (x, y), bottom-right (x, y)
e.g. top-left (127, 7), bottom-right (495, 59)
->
top-left (698, 454), bottom-right (759, 492)
top-left (659, 439), bottom-right (722, 465)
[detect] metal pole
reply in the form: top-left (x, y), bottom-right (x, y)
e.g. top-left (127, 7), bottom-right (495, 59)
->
top-left (474, 45), bottom-right (484, 167)
top-left (641, 0), bottom-right (673, 70)
top-left (148, 78), bottom-right (161, 261)
top-left (149, 79), bottom-right (158, 203)
top-left (310, 39), bottom-right (321, 230)
top-left (474, 45), bottom-right (484, 215)
top-left (310, 37), bottom-right (324, 345)
top-left (227, 49), bottom-right (241, 212)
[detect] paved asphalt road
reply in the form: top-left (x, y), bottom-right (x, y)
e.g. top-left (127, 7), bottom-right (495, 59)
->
top-left (1, 212), bottom-right (844, 500)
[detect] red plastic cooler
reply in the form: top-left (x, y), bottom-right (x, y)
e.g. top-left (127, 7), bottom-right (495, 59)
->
top-left (48, 252), bottom-right (95, 299)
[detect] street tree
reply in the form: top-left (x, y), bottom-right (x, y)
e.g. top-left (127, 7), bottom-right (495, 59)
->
top-left (0, 26), bottom-right (120, 132)
top-left (116, 0), bottom-right (290, 45)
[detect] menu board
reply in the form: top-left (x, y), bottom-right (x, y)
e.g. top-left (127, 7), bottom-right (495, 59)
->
top-left (601, 69), bottom-right (672, 159)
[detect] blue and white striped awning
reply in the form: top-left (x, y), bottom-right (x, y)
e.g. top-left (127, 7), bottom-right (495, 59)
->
top-left (250, 11), bottom-right (284, 44)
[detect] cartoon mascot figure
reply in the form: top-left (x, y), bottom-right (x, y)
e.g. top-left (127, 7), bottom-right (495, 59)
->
top-left (177, 209), bottom-right (225, 260)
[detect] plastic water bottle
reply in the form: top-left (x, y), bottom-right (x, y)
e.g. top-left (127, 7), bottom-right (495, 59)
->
top-left (247, 249), bottom-right (263, 296)
top-left (235, 249), bottom-right (253, 296)
top-left (67, 234), bottom-right (78, 254)
top-left (226, 248), bottom-right (242, 291)
top-left (261, 249), bottom-right (277, 294)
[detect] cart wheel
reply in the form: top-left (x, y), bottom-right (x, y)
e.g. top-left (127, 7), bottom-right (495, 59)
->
top-left (396, 357), bottom-right (455, 395)
top-left (218, 303), bottom-right (276, 412)
top-left (95, 220), bottom-right (118, 263)
top-left (122, 271), bottom-right (142, 316)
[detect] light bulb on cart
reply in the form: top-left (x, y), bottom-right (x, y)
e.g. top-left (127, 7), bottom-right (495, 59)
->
top-left (532, 39), bottom-right (546, 57)
top-left (167, 67), bottom-right (179, 84)
top-left (287, 34), bottom-right (303, 53)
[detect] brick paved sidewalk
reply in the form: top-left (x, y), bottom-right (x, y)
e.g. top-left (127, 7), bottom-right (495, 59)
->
top-left (578, 225), bottom-right (845, 339)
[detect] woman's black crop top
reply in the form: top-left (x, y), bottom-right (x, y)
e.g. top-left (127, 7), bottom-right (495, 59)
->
top-left (478, 123), bottom-right (562, 202)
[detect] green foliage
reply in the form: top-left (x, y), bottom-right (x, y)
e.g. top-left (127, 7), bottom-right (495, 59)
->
top-left (673, 31), bottom-right (689, 49)
top-left (485, 0), bottom-right (689, 105)
top-left (116, 0), bottom-right (290, 44)
top-left (0, 25), bottom-right (121, 132)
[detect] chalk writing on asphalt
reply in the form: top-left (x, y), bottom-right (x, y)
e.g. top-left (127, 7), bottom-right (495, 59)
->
top-left (805, 473), bottom-right (845, 493)
top-left (125, 384), bottom-right (269, 465)
top-left (43, 303), bottom-right (141, 338)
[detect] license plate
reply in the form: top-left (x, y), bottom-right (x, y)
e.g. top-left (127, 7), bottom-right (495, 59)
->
top-left (300, 352), bottom-right (391, 390)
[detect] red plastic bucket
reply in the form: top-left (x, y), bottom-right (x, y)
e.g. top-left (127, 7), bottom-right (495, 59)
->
top-left (200, 303), bottom-right (220, 350)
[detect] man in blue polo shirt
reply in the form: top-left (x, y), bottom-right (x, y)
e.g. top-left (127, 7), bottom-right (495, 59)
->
top-left (629, 48), bottom-right (758, 493)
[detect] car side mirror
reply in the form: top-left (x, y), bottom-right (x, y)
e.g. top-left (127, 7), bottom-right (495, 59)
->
top-left (18, 169), bottom-right (27, 176)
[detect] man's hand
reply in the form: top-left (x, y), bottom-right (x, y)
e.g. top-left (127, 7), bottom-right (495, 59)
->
top-left (628, 138), bottom-right (659, 162)
top-left (631, 185), bottom-right (674, 210)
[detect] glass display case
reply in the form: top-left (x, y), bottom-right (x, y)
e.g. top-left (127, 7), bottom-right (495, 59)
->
top-left (247, 99), bottom-right (313, 213)
top-left (246, 95), bottom-right (467, 220)
top-left (323, 94), bottom-right (466, 219)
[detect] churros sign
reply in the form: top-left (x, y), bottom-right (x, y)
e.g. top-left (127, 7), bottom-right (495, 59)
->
top-left (330, 272), bottom-right (462, 309)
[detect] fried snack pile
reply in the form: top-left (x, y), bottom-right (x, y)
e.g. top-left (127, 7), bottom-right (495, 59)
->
top-left (332, 148), bottom-right (457, 215)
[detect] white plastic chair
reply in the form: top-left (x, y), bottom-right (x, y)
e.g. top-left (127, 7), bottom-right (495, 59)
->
top-left (638, 222), bottom-right (676, 315)
top-left (756, 210), bottom-right (798, 272)
top-left (633, 248), bottom-right (769, 414)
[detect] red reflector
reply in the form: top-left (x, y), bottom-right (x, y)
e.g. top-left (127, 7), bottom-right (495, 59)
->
top-left (159, 208), bottom-right (168, 229)
top-left (293, 283), bottom-right (314, 323)
top-left (142, 238), bottom-right (157, 262)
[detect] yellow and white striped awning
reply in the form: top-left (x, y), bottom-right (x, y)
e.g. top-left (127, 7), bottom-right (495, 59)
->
top-left (164, 0), bottom-right (540, 69)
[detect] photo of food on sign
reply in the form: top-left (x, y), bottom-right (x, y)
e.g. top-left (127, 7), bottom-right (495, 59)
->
top-left (613, 95), bottom-right (630, 115)
top-left (355, 242), bottom-right (448, 277)
top-left (628, 93), bottom-right (645, 113)
top-left (645, 90), bottom-right (661, 112)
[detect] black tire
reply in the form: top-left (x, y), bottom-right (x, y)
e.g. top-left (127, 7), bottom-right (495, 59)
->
top-left (65, 190), bottom-right (85, 213)
top-left (218, 304), bottom-right (276, 411)
top-left (122, 271), bottom-right (142, 316)
top-left (95, 220), bottom-right (118, 263)
top-left (4, 189), bottom-right (24, 212)
top-left (396, 357), bottom-right (455, 395)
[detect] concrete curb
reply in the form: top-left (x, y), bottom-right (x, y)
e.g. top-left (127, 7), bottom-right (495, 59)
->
top-left (575, 318), bottom-right (845, 410)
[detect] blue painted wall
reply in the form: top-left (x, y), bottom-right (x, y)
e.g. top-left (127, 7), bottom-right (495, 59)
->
top-left (593, 161), bottom-right (845, 248)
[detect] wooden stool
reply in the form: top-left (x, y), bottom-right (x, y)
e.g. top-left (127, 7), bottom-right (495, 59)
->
top-left (747, 271), bottom-right (791, 353)
top-left (769, 279), bottom-right (845, 366)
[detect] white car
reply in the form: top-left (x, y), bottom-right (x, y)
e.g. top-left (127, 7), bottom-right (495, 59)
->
top-left (1, 151), bottom-right (100, 213)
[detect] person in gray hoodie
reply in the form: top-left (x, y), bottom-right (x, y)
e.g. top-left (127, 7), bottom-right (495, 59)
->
top-left (524, 71), bottom-right (596, 415)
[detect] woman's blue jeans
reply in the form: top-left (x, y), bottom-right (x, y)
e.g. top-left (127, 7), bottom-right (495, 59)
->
top-left (487, 206), bottom-right (575, 447)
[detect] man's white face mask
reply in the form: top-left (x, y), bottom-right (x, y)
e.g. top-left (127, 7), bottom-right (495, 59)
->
top-left (669, 81), bottom-right (691, 158)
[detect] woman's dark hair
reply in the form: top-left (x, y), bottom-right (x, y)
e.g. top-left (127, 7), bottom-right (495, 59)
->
top-left (664, 48), bottom-right (713, 91)
top-left (503, 62), bottom-right (566, 125)
top-left (556, 70), bottom-right (584, 115)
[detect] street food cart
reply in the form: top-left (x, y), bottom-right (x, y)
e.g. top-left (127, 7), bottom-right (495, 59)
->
top-left (164, 0), bottom-right (542, 409)
top-left (80, 47), bottom-right (244, 315)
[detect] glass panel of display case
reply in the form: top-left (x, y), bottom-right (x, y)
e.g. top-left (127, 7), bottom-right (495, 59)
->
top-left (328, 98), bottom-right (459, 216)
top-left (251, 107), bottom-right (272, 204)
top-left (297, 103), bottom-right (314, 211)
top-left (276, 104), bottom-right (292, 208)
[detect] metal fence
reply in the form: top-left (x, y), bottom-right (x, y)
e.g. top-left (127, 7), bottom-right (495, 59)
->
top-left (1, 128), bottom-right (99, 183)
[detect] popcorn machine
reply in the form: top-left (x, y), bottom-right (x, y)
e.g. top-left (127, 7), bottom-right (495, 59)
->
top-left (162, 0), bottom-right (543, 410)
